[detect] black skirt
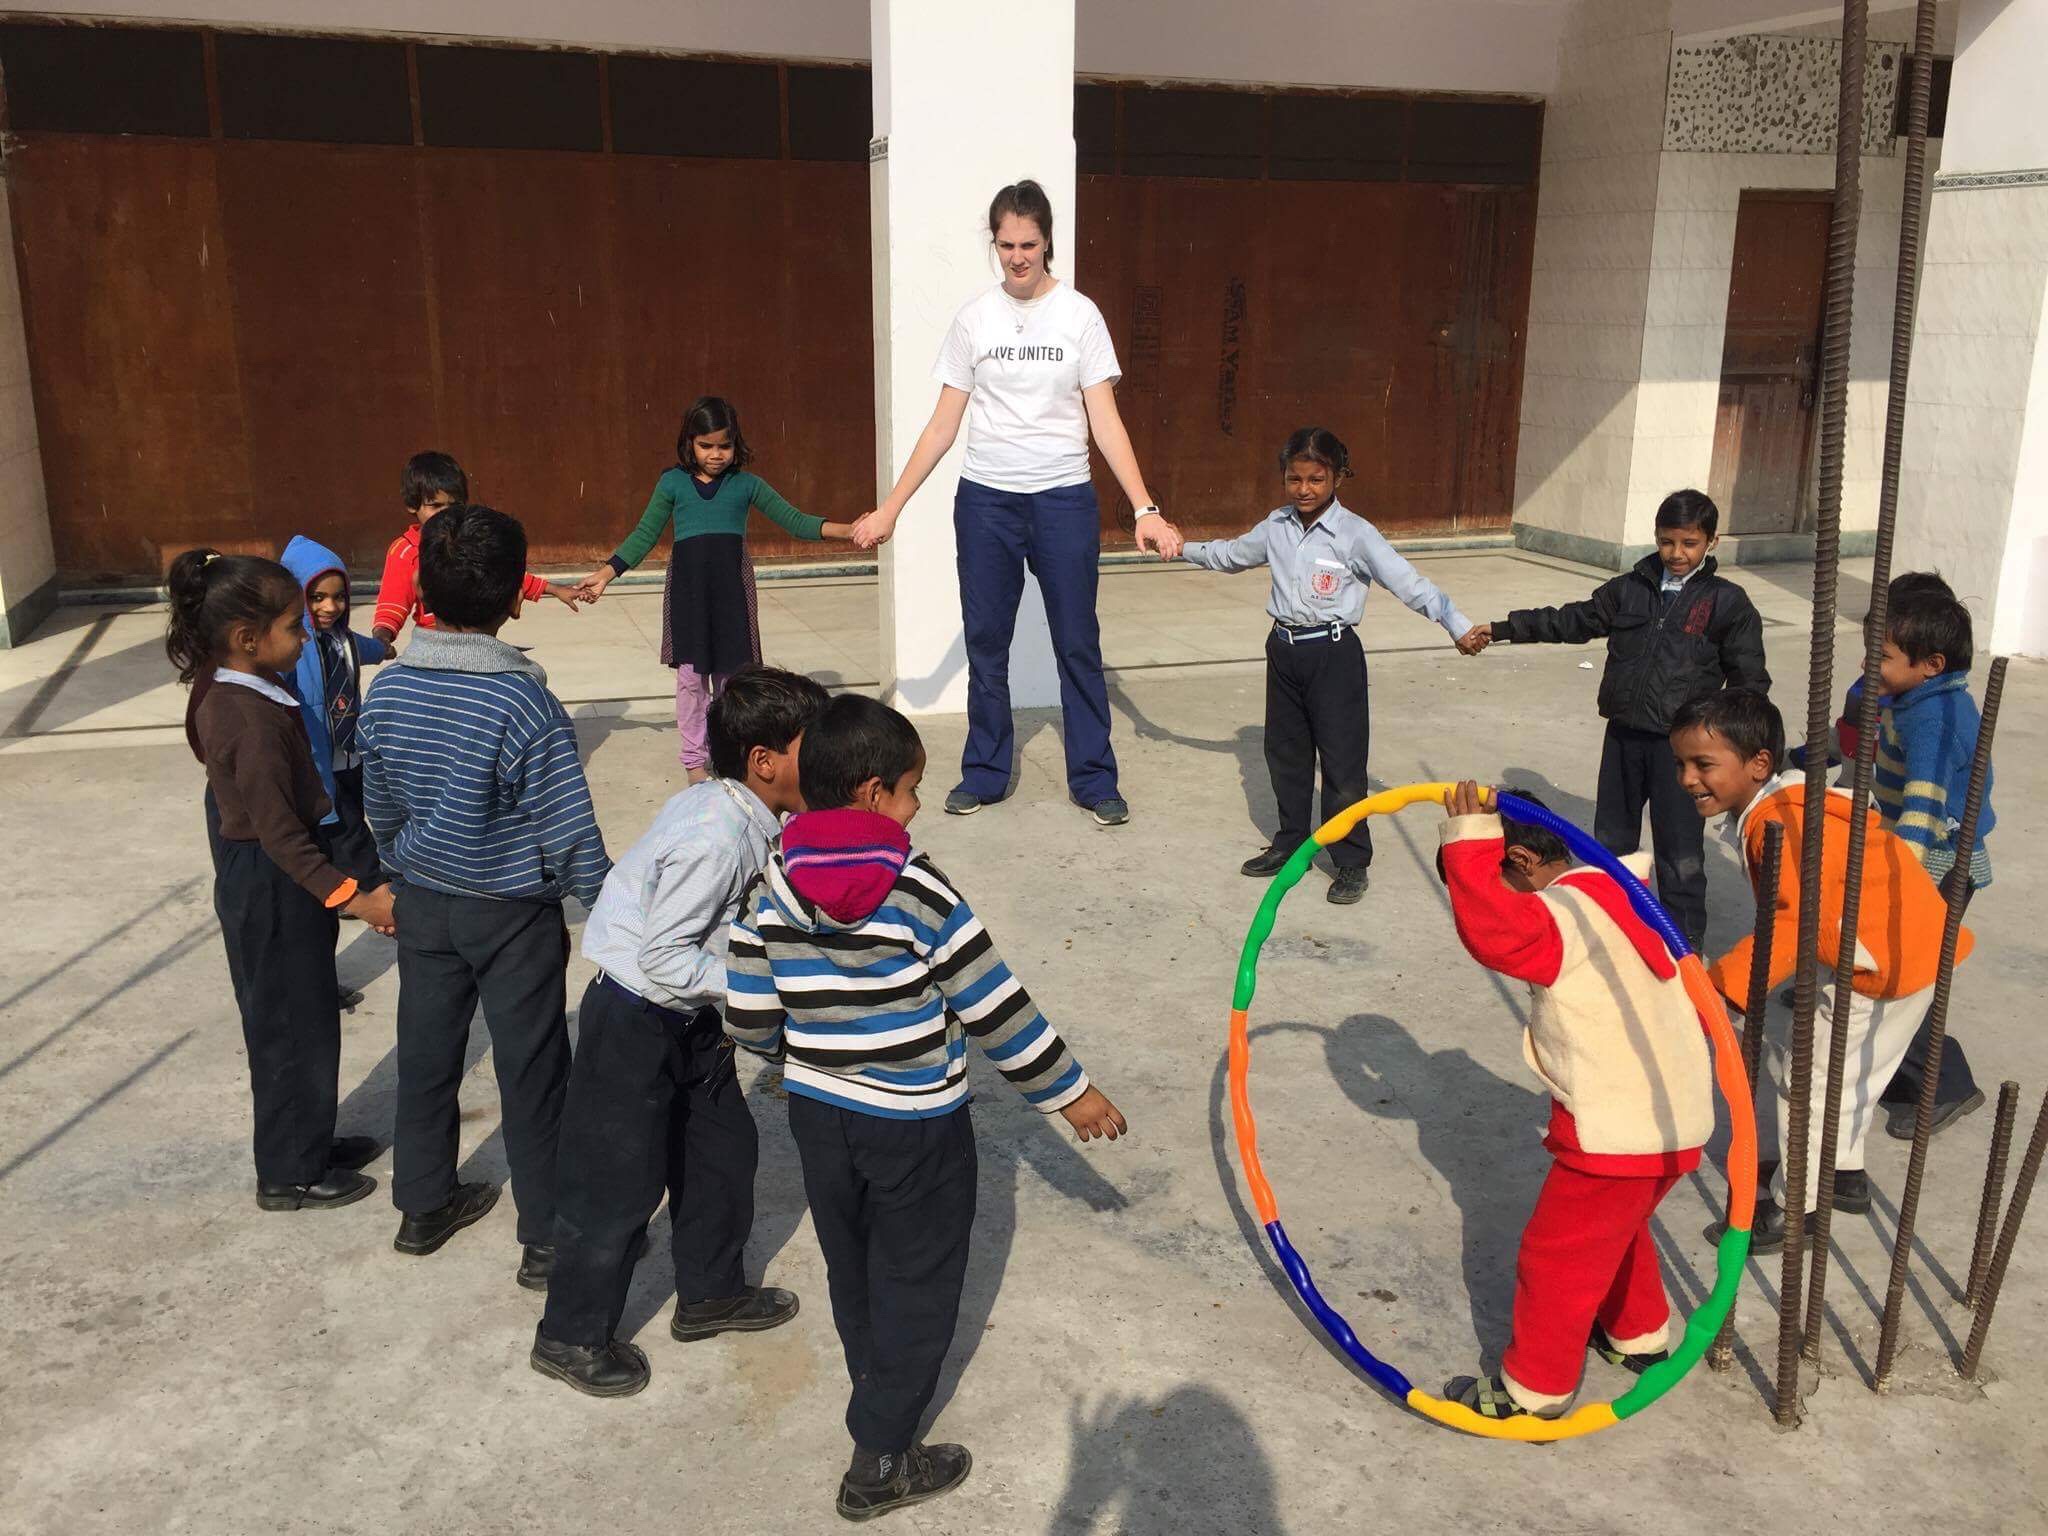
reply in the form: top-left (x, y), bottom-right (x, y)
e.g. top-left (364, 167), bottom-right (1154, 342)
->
top-left (660, 533), bottom-right (762, 676)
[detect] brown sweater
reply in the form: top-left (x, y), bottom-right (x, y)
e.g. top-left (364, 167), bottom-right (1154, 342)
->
top-left (192, 672), bottom-right (356, 908)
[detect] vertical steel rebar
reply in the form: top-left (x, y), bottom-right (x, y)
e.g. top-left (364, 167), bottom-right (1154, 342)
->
top-left (1959, 1087), bottom-right (2048, 1380)
top-left (1966, 1082), bottom-right (2022, 1310)
top-left (1873, 656), bottom-right (2005, 1387)
top-left (1797, 0), bottom-right (1876, 1366)
top-left (1775, 987), bottom-right (1816, 1424)
top-left (1711, 821), bottom-right (1785, 1374)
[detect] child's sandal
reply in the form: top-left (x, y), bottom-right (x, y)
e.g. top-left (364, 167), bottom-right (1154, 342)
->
top-left (1443, 1373), bottom-right (1571, 1421)
top-left (1589, 1323), bottom-right (1669, 1375)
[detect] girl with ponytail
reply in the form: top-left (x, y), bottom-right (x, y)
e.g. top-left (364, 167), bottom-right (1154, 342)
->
top-left (167, 547), bottom-right (395, 1212)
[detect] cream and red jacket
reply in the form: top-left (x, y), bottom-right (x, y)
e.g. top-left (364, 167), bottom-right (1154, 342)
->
top-left (1442, 813), bottom-right (1713, 1173)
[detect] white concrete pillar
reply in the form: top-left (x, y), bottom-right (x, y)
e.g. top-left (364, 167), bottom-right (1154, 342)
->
top-left (1896, 0), bottom-right (2048, 656)
top-left (869, 0), bottom-right (1071, 714)
top-left (0, 173), bottom-right (56, 648)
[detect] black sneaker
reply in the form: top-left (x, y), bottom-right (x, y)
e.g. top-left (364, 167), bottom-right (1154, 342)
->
top-left (393, 1180), bottom-right (501, 1256)
top-left (1885, 1088), bottom-right (1985, 1141)
top-left (943, 790), bottom-right (984, 817)
top-left (1089, 796), bottom-right (1130, 827)
top-left (255, 1169), bottom-right (377, 1212)
top-left (529, 1326), bottom-right (651, 1398)
top-left (1328, 867), bottom-right (1370, 905)
top-left (1240, 845), bottom-right (1296, 878)
top-left (1589, 1322), bottom-right (1668, 1374)
top-left (1717, 1198), bottom-right (1811, 1257)
top-left (1831, 1169), bottom-right (1872, 1215)
top-left (671, 1286), bottom-right (799, 1341)
top-left (836, 1442), bottom-right (973, 1523)
top-left (517, 1244), bottom-right (555, 1292)
top-left (329, 1136), bottom-right (381, 1170)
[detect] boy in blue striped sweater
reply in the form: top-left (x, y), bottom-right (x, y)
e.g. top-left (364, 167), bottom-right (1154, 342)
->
top-left (1873, 581), bottom-right (1994, 1139)
top-left (360, 504), bottom-right (612, 1282)
top-left (727, 694), bottom-right (1127, 1523)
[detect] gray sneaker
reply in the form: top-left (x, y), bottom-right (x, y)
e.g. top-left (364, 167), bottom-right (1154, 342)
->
top-left (1089, 796), bottom-right (1130, 827)
top-left (943, 789), bottom-right (985, 816)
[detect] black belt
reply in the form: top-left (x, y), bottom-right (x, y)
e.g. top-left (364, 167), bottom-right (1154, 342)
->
top-left (1273, 620), bottom-right (1352, 644)
top-left (595, 970), bottom-right (716, 1029)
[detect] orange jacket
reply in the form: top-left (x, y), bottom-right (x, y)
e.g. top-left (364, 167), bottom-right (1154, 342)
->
top-left (1709, 773), bottom-right (1971, 1003)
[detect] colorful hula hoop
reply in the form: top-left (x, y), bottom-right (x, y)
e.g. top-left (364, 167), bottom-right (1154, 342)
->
top-left (1227, 782), bottom-right (1756, 1442)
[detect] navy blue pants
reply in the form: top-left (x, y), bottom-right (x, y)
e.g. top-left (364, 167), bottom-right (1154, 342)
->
top-left (953, 478), bottom-right (1119, 806)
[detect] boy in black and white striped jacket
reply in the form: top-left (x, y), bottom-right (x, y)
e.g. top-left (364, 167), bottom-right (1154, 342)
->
top-left (726, 694), bottom-right (1127, 1523)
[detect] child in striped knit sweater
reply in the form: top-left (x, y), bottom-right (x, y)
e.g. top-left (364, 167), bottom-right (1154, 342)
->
top-left (726, 693), bottom-right (1126, 1522)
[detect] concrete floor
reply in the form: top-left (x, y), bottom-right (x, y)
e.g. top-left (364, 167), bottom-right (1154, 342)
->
top-left (3, 548), bottom-right (2045, 1534)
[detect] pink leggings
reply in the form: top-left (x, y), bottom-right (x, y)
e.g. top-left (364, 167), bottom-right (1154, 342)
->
top-left (675, 666), bottom-right (731, 770)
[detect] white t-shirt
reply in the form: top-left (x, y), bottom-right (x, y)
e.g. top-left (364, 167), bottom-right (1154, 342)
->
top-left (932, 282), bottom-right (1121, 494)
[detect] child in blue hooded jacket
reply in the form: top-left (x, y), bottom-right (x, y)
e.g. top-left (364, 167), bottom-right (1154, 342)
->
top-left (280, 536), bottom-right (390, 889)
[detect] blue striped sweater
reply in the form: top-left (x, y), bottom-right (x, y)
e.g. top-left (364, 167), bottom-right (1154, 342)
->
top-left (725, 816), bottom-right (1089, 1119)
top-left (358, 629), bottom-right (611, 906)
top-left (1874, 670), bottom-right (1994, 889)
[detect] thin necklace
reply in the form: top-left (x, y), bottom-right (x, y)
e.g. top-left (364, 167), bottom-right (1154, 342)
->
top-left (1002, 279), bottom-right (1051, 333)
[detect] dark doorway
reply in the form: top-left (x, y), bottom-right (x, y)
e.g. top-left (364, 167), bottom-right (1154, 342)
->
top-left (1708, 189), bottom-right (1832, 536)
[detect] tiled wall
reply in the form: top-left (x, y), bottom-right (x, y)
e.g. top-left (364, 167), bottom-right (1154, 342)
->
top-left (1896, 173), bottom-right (2048, 653)
top-left (0, 178), bottom-right (55, 647)
top-left (1511, 0), bottom-right (1673, 560)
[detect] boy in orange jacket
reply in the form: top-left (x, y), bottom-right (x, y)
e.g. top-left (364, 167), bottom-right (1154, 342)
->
top-left (1672, 688), bottom-right (1971, 1252)
top-left (1437, 781), bottom-right (1712, 1421)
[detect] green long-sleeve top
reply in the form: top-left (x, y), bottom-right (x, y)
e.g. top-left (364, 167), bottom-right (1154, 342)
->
top-left (607, 469), bottom-right (825, 573)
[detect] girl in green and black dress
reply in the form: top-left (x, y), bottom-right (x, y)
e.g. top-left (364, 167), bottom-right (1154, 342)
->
top-left (581, 397), bottom-right (853, 780)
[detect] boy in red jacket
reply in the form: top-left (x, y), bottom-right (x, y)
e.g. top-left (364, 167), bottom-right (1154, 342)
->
top-left (1436, 781), bottom-right (1713, 1420)
top-left (371, 451), bottom-right (580, 644)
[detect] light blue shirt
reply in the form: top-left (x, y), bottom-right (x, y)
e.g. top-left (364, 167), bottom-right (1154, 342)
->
top-left (1181, 500), bottom-right (1473, 638)
top-left (582, 777), bottom-right (782, 1010)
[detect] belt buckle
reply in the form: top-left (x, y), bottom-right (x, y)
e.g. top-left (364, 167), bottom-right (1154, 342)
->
top-left (1325, 621), bottom-right (1342, 643)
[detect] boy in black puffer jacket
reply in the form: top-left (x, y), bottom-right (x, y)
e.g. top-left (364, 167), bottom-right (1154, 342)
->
top-left (1474, 489), bottom-right (1768, 949)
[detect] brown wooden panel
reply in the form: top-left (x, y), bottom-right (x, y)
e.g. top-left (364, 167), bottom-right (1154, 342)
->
top-left (8, 136), bottom-right (253, 580)
top-left (607, 156), bottom-right (873, 562)
top-left (423, 151), bottom-right (628, 568)
top-left (1078, 175), bottom-right (1532, 544)
top-left (212, 143), bottom-right (438, 572)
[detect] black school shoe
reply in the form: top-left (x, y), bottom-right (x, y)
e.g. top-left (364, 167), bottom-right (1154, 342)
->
top-left (529, 1325), bottom-right (651, 1398)
top-left (1240, 845), bottom-right (1296, 878)
top-left (393, 1180), bottom-right (501, 1256)
top-left (836, 1442), bottom-right (973, 1523)
top-left (1328, 867), bottom-right (1370, 905)
top-left (1589, 1322), bottom-right (1669, 1374)
top-left (671, 1286), bottom-right (800, 1342)
top-left (255, 1169), bottom-right (377, 1212)
top-left (517, 1244), bottom-right (555, 1292)
top-left (1884, 1088), bottom-right (1985, 1142)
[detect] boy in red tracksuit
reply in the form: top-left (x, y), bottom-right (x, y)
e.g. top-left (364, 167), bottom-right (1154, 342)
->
top-left (1436, 781), bottom-right (1713, 1420)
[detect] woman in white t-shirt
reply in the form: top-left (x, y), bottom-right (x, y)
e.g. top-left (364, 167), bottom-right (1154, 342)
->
top-left (853, 181), bottom-right (1180, 827)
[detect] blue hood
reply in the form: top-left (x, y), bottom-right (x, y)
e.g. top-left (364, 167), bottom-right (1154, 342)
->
top-left (281, 534), bottom-right (349, 630)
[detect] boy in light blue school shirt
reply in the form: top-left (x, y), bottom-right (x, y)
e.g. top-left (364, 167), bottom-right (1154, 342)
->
top-left (1180, 427), bottom-right (1483, 903)
top-left (533, 666), bottom-right (829, 1398)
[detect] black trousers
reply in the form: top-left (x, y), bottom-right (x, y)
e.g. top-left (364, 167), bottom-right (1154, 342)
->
top-left (208, 792), bottom-right (342, 1187)
top-left (790, 1096), bottom-right (978, 1454)
top-left (326, 764), bottom-right (387, 890)
top-left (1264, 627), bottom-right (1372, 868)
top-left (1883, 875), bottom-right (1980, 1110)
top-left (1594, 722), bottom-right (1707, 950)
top-left (543, 977), bottom-right (760, 1346)
top-left (392, 884), bottom-right (571, 1244)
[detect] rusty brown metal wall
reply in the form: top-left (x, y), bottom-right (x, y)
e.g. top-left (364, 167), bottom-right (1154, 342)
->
top-left (11, 134), bottom-right (874, 581)
top-left (1081, 175), bottom-right (1536, 542)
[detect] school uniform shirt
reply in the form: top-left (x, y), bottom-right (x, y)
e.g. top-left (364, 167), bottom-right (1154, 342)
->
top-left (1440, 813), bottom-right (1711, 1165)
top-left (933, 282), bottom-right (1121, 493)
top-left (582, 777), bottom-right (782, 1010)
top-left (193, 669), bottom-right (358, 908)
top-left (1181, 500), bottom-right (1473, 638)
top-left (726, 808), bottom-right (1089, 1120)
top-left (358, 629), bottom-right (610, 907)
